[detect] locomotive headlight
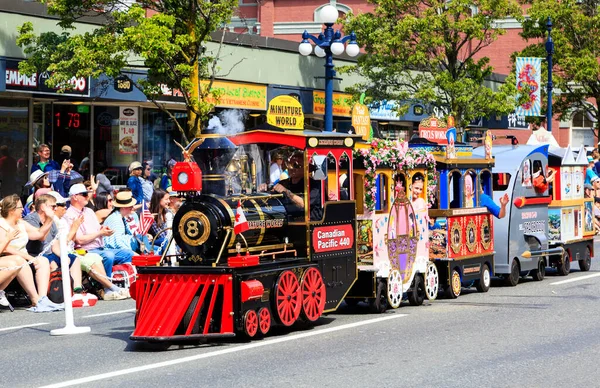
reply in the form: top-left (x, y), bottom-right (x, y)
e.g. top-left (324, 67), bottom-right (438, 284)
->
top-left (177, 172), bottom-right (189, 185)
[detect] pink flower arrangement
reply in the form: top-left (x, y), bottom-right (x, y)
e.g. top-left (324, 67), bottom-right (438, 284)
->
top-left (354, 139), bottom-right (437, 211)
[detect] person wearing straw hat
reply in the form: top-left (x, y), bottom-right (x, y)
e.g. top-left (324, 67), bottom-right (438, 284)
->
top-left (26, 170), bottom-right (51, 196)
top-left (103, 190), bottom-right (142, 252)
top-left (63, 183), bottom-right (133, 300)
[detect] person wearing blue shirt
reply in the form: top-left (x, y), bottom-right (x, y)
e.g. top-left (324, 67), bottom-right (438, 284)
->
top-left (126, 161), bottom-right (144, 204)
top-left (31, 144), bottom-right (60, 173)
top-left (585, 156), bottom-right (598, 185)
top-left (480, 192), bottom-right (509, 219)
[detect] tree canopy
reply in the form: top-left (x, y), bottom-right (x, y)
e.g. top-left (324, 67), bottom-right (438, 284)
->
top-left (518, 0), bottom-right (600, 137)
top-left (342, 0), bottom-right (524, 131)
top-left (17, 0), bottom-right (238, 141)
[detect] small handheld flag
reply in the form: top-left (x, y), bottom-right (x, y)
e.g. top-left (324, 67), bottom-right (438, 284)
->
top-left (140, 200), bottom-right (155, 235)
top-left (234, 200), bottom-right (249, 234)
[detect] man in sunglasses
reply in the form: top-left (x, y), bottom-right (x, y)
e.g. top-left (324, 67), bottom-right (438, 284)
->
top-left (272, 151), bottom-right (323, 221)
top-left (24, 193), bottom-right (85, 295)
top-left (63, 183), bottom-right (134, 300)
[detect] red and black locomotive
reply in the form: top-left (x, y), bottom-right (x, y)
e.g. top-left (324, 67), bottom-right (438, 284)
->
top-left (130, 128), bottom-right (360, 341)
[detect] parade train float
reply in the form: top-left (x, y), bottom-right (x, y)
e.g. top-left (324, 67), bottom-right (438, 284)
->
top-left (129, 118), bottom-right (589, 343)
top-left (472, 144), bottom-right (593, 285)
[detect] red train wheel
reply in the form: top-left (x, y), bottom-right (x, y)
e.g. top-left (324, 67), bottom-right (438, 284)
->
top-left (243, 310), bottom-right (258, 338)
top-left (300, 267), bottom-right (326, 322)
top-left (274, 270), bottom-right (302, 326)
top-left (258, 307), bottom-right (271, 335)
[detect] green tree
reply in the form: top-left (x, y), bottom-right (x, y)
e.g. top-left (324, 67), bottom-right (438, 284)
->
top-left (518, 0), bottom-right (600, 139)
top-left (342, 0), bottom-right (524, 132)
top-left (16, 0), bottom-right (238, 142)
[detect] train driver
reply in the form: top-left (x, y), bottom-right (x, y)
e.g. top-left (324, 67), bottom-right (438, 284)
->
top-left (271, 151), bottom-right (323, 221)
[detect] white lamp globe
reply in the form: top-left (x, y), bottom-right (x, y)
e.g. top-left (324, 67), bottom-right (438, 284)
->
top-left (299, 42), bottom-right (313, 56)
top-left (319, 4), bottom-right (339, 24)
top-left (346, 43), bottom-right (360, 57)
top-left (315, 45), bottom-right (326, 58)
top-left (330, 41), bottom-right (345, 55)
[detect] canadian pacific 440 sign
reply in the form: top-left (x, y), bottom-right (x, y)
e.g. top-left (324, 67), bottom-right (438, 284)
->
top-left (119, 107), bottom-right (138, 154)
top-left (312, 224), bottom-right (354, 253)
top-left (267, 95), bottom-right (304, 130)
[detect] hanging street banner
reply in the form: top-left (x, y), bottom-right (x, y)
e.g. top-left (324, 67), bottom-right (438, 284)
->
top-left (267, 95), bottom-right (304, 130)
top-left (352, 103), bottom-right (371, 140)
top-left (515, 57), bottom-right (542, 117)
top-left (119, 107), bottom-right (139, 154)
top-left (313, 91), bottom-right (353, 117)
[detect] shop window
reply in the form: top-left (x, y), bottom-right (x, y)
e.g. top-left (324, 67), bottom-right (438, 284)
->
top-left (572, 111), bottom-right (594, 128)
top-left (142, 109), bottom-right (186, 186)
top-left (0, 99), bottom-right (29, 198)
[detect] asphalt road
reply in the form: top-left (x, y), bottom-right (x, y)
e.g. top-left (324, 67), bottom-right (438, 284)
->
top-left (3, 240), bottom-right (600, 388)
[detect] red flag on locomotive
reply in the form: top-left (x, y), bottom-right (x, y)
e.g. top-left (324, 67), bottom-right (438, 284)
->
top-left (234, 200), bottom-right (249, 234)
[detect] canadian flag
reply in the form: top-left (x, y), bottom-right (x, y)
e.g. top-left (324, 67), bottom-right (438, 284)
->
top-left (234, 200), bottom-right (249, 234)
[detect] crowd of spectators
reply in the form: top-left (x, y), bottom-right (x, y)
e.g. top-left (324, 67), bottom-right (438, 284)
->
top-left (0, 143), bottom-right (181, 312)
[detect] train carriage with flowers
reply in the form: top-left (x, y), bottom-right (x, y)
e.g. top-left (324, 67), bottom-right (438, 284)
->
top-left (344, 138), bottom-right (440, 311)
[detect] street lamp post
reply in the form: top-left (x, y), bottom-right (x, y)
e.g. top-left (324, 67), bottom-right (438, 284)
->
top-left (298, 4), bottom-right (359, 132)
top-left (546, 17), bottom-right (554, 132)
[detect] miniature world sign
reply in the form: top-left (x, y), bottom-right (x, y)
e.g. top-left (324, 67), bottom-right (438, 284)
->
top-left (267, 95), bottom-right (304, 130)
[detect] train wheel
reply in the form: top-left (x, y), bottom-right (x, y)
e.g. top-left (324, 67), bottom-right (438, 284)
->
top-left (446, 269), bottom-right (461, 299)
top-left (243, 310), bottom-right (258, 338)
top-left (557, 251), bottom-right (570, 276)
top-left (274, 270), bottom-right (302, 326)
top-left (504, 259), bottom-right (520, 286)
top-left (387, 269), bottom-right (403, 309)
top-left (408, 274), bottom-right (425, 306)
top-left (425, 262), bottom-right (439, 301)
top-left (369, 279), bottom-right (388, 313)
top-left (531, 259), bottom-right (546, 281)
top-left (475, 264), bottom-right (491, 292)
top-left (258, 307), bottom-right (271, 335)
top-left (579, 248), bottom-right (592, 272)
top-left (300, 268), bottom-right (326, 322)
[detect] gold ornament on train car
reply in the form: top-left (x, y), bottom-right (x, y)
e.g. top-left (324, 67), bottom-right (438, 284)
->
top-left (480, 217), bottom-right (491, 250)
top-left (465, 219), bottom-right (477, 253)
top-left (450, 221), bottom-right (462, 255)
top-left (174, 138), bottom-right (205, 162)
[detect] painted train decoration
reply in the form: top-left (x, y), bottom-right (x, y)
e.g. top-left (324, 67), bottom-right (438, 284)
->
top-left (129, 117), bottom-right (594, 343)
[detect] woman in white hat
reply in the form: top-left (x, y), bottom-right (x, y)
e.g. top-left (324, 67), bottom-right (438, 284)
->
top-left (27, 170), bottom-right (51, 197)
top-left (102, 190), bottom-right (141, 252)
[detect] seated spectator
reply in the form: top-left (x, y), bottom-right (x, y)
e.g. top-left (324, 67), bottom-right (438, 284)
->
top-left (0, 229), bottom-right (23, 309)
top-left (24, 194), bottom-right (84, 295)
top-left (26, 170), bottom-right (51, 197)
top-left (103, 191), bottom-right (141, 252)
top-left (149, 189), bottom-right (170, 253)
top-left (55, 201), bottom-right (126, 301)
top-left (48, 159), bottom-right (83, 199)
top-left (94, 192), bottom-right (114, 224)
top-left (93, 171), bottom-right (114, 196)
top-left (0, 194), bottom-right (62, 312)
top-left (63, 183), bottom-right (134, 299)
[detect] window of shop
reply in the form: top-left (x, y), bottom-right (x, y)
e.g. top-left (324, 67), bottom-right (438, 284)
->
top-left (93, 106), bottom-right (139, 187)
top-left (571, 111), bottom-right (596, 148)
top-left (0, 99), bottom-right (29, 197)
top-left (142, 109), bottom-right (186, 180)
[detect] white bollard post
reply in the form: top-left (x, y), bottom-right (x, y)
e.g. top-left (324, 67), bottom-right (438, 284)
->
top-left (50, 227), bottom-right (90, 336)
